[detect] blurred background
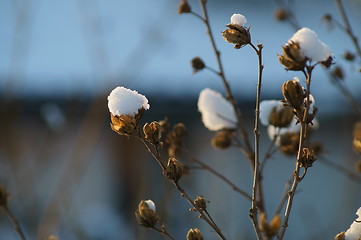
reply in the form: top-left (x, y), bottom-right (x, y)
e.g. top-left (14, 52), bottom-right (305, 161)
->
top-left (1, 0), bottom-right (361, 239)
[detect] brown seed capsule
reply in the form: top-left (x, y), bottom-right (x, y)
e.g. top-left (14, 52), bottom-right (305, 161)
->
top-left (165, 158), bottom-right (183, 182)
top-left (353, 121), bottom-right (361, 154)
top-left (135, 200), bottom-right (158, 228)
top-left (300, 148), bottom-right (317, 168)
top-left (332, 66), bottom-right (344, 80)
top-left (222, 24), bottom-right (251, 49)
top-left (191, 57), bottom-right (205, 73)
top-left (178, 0), bottom-right (191, 14)
top-left (278, 41), bottom-right (307, 71)
top-left (259, 212), bottom-right (281, 238)
top-left (194, 196), bottom-right (207, 210)
top-left (143, 122), bottom-right (161, 145)
top-left (282, 80), bottom-right (306, 111)
top-left (320, 56), bottom-right (334, 69)
top-left (279, 132), bottom-right (300, 155)
top-left (334, 231), bottom-right (345, 240)
top-left (0, 186), bottom-right (8, 207)
top-left (268, 105), bottom-right (294, 128)
top-left (274, 8), bottom-right (288, 21)
top-left (186, 228), bottom-right (203, 240)
top-left (343, 51), bottom-right (355, 62)
top-left (211, 130), bottom-right (232, 149)
top-left (174, 123), bottom-right (187, 137)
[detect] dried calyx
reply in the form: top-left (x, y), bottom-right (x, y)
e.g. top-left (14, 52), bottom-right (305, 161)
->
top-left (222, 13), bottom-right (251, 49)
top-left (165, 158), bottom-right (183, 183)
top-left (186, 228), bottom-right (203, 240)
top-left (135, 200), bottom-right (158, 228)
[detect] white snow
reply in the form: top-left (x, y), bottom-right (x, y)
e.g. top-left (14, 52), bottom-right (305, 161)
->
top-left (289, 27), bottom-right (332, 62)
top-left (230, 13), bottom-right (247, 26)
top-left (345, 207), bottom-right (361, 240)
top-left (107, 86), bottom-right (149, 116)
top-left (259, 100), bottom-right (283, 126)
top-left (144, 200), bottom-right (156, 211)
top-left (197, 88), bottom-right (237, 131)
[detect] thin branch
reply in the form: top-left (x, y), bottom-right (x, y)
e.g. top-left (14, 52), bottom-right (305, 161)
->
top-left (138, 133), bottom-right (227, 240)
top-left (275, 174), bottom-right (294, 215)
top-left (1, 206), bottom-right (27, 240)
top-left (335, 0), bottom-right (361, 58)
top-left (151, 226), bottom-right (175, 240)
top-left (249, 42), bottom-right (265, 240)
top-left (197, 0), bottom-right (254, 158)
top-left (186, 154), bottom-right (252, 201)
top-left (319, 156), bottom-right (361, 182)
top-left (278, 66), bottom-right (313, 240)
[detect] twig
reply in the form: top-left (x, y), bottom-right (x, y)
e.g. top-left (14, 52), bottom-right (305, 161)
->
top-left (138, 132), bottom-right (227, 240)
top-left (319, 156), bottom-right (361, 182)
top-left (151, 226), bottom-right (176, 240)
top-left (249, 42), bottom-right (265, 240)
top-left (335, 0), bottom-right (361, 58)
top-left (275, 174), bottom-right (294, 215)
top-left (1, 206), bottom-right (27, 240)
top-left (278, 66), bottom-right (314, 240)
top-left (186, 154), bottom-right (252, 201)
top-left (197, 0), bottom-right (254, 159)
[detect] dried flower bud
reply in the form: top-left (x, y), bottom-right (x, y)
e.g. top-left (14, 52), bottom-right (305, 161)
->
top-left (222, 24), bottom-right (251, 49)
top-left (165, 158), bottom-right (183, 182)
top-left (334, 231), bottom-right (345, 240)
top-left (259, 212), bottom-right (281, 238)
top-left (191, 57), bottom-right (205, 73)
top-left (300, 148), bottom-right (317, 168)
top-left (135, 200), bottom-right (158, 228)
top-left (0, 186), bottom-right (8, 207)
top-left (278, 42), bottom-right (307, 71)
top-left (158, 117), bottom-right (170, 135)
top-left (178, 0), bottom-right (191, 14)
top-left (282, 80), bottom-right (306, 111)
top-left (323, 13), bottom-right (332, 22)
top-left (211, 130), bottom-right (232, 149)
top-left (343, 51), bottom-right (355, 62)
top-left (186, 228), bottom-right (203, 240)
top-left (143, 121), bottom-right (161, 145)
top-left (174, 123), bottom-right (187, 137)
top-left (320, 56), bottom-right (334, 68)
top-left (332, 66), bottom-right (344, 80)
top-left (354, 160), bottom-right (361, 173)
top-left (48, 235), bottom-right (59, 240)
top-left (194, 196), bottom-right (207, 210)
top-left (269, 106), bottom-right (294, 128)
top-left (353, 121), bottom-right (361, 154)
top-left (274, 8), bottom-right (288, 21)
top-left (279, 132), bottom-right (300, 155)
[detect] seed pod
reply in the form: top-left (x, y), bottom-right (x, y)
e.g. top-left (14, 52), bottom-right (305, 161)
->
top-left (334, 231), bottom-right (345, 240)
top-left (278, 42), bottom-right (307, 71)
top-left (211, 130), bottom-right (232, 149)
top-left (178, 0), bottom-right (191, 14)
top-left (222, 24), bottom-right (251, 49)
top-left (194, 196), bottom-right (207, 210)
top-left (186, 228), bottom-right (203, 240)
top-left (268, 106), bottom-right (294, 128)
top-left (282, 80), bottom-right (306, 111)
top-left (274, 8), bottom-right (288, 21)
top-left (300, 148), bottom-right (317, 168)
top-left (135, 200), bottom-right (158, 228)
top-left (191, 57), bottom-right (205, 73)
top-left (165, 158), bottom-right (183, 182)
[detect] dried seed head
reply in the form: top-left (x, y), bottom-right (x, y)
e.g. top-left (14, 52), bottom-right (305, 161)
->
top-left (309, 142), bottom-right (323, 157)
top-left (158, 117), bottom-right (170, 135)
top-left (274, 8), bottom-right (288, 21)
top-left (268, 106), bottom-right (294, 128)
top-left (135, 200), bottom-right (158, 228)
top-left (334, 231), bottom-right (345, 240)
top-left (279, 132), bottom-right (300, 155)
top-left (300, 148), bottom-right (317, 168)
top-left (354, 160), bottom-right (361, 173)
top-left (353, 121), bottom-right (361, 154)
top-left (323, 13), bottom-right (333, 22)
top-left (278, 42), bottom-right (307, 71)
top-left (332, 66), bottom-right (344, 80)
top-left (259, 213), bottom-right (281, 238)
top-left (191, 57), bottom-right (205, 73)
top-left (143, 121), bottom-right (161, 145)
top-left (320, 56), bottom-right (334, 68)
top-left (211, 130), bottom-right (232, 149)
top-left (343, 51), bottom-right (355, 62)
top-left (186, 228), bottom-right (203, 240)
top-left (174, 123), bottom-right (187, 137)
top-left (0, 186), bottom-right (8, 207)
top-left (194, 196), bottom-right (207, 210)
top-left (282, 80), bottom-right (306, 111)
top-left (110, 113), bottom-right (137, 136)
top-left (222, 25), bottom-right (251, 49)
top-left (178, 0), bottom-right (191, 14)
top-left (165, 158), bottom-right (183, 182)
